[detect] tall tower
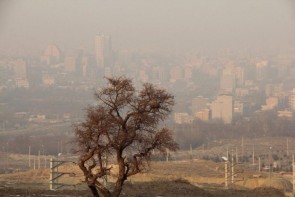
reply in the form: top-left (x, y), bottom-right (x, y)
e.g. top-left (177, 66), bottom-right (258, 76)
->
top-left (95, 34), bottom-right (113, 68)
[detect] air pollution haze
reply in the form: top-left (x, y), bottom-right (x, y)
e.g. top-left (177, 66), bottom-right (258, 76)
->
top-left (2, 1), bottom-right (295, 196)
top-left (0, 0), bottom-right (295, 55)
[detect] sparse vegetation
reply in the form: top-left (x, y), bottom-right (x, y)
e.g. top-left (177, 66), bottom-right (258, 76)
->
top-left (74, 76), bottom-right (178, 197)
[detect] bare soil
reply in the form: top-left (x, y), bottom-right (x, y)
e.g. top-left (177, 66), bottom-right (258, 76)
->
top-left (0, 156), bottom-right (290, 196)
top-left (0, 181), bottom-right (286, 197)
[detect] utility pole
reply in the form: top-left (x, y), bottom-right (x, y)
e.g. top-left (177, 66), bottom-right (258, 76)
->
top-left (50, 158), bottom-right (55, 190)
top-left (241, 136), bottom-right (244, 162)
top-left (38, 150), bottom-right (41, 169)
top-left (190, 144), bottom-right (193, 160)
top-left (287, 137), bottom-right (289, 157)
top-left (6, 142), bottom-right (8, 170)
top-left (269, 147), bottom-right (272, 180)
top-left (231, 149), bottom-right (234, 184)
top-left (227, 145), bottom-right (229, 160)
top-left (60, 141), bottom-right (63, 154)
top-left (166, 148), bottom-right (169, 162)
top-left (252, 143), bottom-right (255, 165)
top-left (202, 144), bottom-right (205, 154)
top-left (225, 160), bottom-right (229, 189)
top-left (258, 157), bottom-right (261, 172)
top-left (235, 146), bottom-right (238, 163)
top-left (49, 158), bottom-right (76, 190)
top-left (28, 146), bottom-right (31, 168)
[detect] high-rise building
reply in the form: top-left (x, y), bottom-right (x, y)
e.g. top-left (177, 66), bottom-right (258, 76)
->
top-left (12, 59), bottom-right (30, 88)
top-left (95, 34), bottom-right (113, 68)
top-left (184, 66), bottom-right (192, 80)
top-left (104, 67), bottom-right (112, 78)
top-left (256, 61), bottom-right (268, 81)
top-left (191, 96), bottom-right (208, 116)
top-left (139, 69), bottom-right (149, 83)
top-left (211, 94), bottom-right (233, 124)
top-left (235, 67), bottom-right (245, 87)
top-left (220, 73), bottom-right (235, 93)
top-left (12, 59), bottom-right (27, 79)
top-left (64, 56), bottom-right (76, 73)
top-left (261, 96), bottom-right (278, 111)
top-left (195, 109), bottom-right (210, 122)
top-left (40, 44), bottom-right (62, 65)
top-left (170, 66), bottom-right (183, 82)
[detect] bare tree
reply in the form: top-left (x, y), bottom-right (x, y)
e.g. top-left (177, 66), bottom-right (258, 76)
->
top-left (74, 76), bottom-right (178, 197)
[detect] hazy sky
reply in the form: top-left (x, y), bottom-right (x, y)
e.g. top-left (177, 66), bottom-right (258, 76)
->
top-left (0, 0), bottom-right (295, 55)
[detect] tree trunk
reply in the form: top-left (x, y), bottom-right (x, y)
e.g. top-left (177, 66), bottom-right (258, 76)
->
top-left (98, 187), bottom-right (112, 197)
top-left (112, 150), bottom-right (126, 197)
top-left (112, 180), bottom-right (124, 197)
top-left (89, 185), bottom-right (100, 197)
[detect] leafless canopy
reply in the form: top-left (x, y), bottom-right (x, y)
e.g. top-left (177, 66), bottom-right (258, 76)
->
top-left (74, 76), bottom-right (178, 197)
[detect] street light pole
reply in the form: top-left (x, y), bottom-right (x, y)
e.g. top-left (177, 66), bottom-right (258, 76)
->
top-left (269, 147), bottom-right (272, 180)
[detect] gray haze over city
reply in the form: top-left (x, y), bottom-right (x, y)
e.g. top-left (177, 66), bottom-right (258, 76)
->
top-left (1, 0), bottom-right (295, 154)
top-left (1, 0), bottom-right (295, 55)
top-left (3, 2), bottom-right (295, 196)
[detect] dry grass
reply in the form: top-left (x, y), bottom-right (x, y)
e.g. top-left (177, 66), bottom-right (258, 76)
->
top-left (0, 158), bottom-right (289, 196)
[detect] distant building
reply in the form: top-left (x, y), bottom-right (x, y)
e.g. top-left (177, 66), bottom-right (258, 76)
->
top-left (12, 59), bottom-right (29, 88)
top-left (64, 56), bottom-right (76, 73)
top-left (12, 59), bottom-right (27, 79)
top-left (152, 67), bottom-right (169, 82)
top-left (42, 74), bottom-right (55, 86)
top-left (235, 67), bottom-right (245, 87)
top-left (170, 66), bottom-right (183, 82)
top-left (261, 97), bottom-right (278, 111)
top-left (195, 109), bottom-right (210, 122)
top-left (289, 88), bottom-right (295, 111)
top-left (234, 101), bottom-right (244, 115)
top-left (95, 34), bottom-right (113, 68)
top-left (235, 88), bottom-right (249, 97)
top-left (220, 73), bottom-right (235, 93)
top-left (15, 78), bottom-right (29, 88)
top-left (174, 112), bottom-right (193, 124)
top-left (210, 94), bottom-right (233, 124)
top-left (277, 109), bottom-right (293, 119)
top-left (256, 61), bottom-right (268, 81)
top-left (183, 66), bottom-right (192, 80)
top-left (191, 96), bottom-right (208, 116)
top-left (139, 69), bottom-right (149, 83)
top-left (29, 114), bottom-right (46, 122)
top-left (81, 56), bottom-right (89, 77)
top-left (41, 44), bottom-right (62, 65)
top-left (104, 67), bottom-right (112, 78)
